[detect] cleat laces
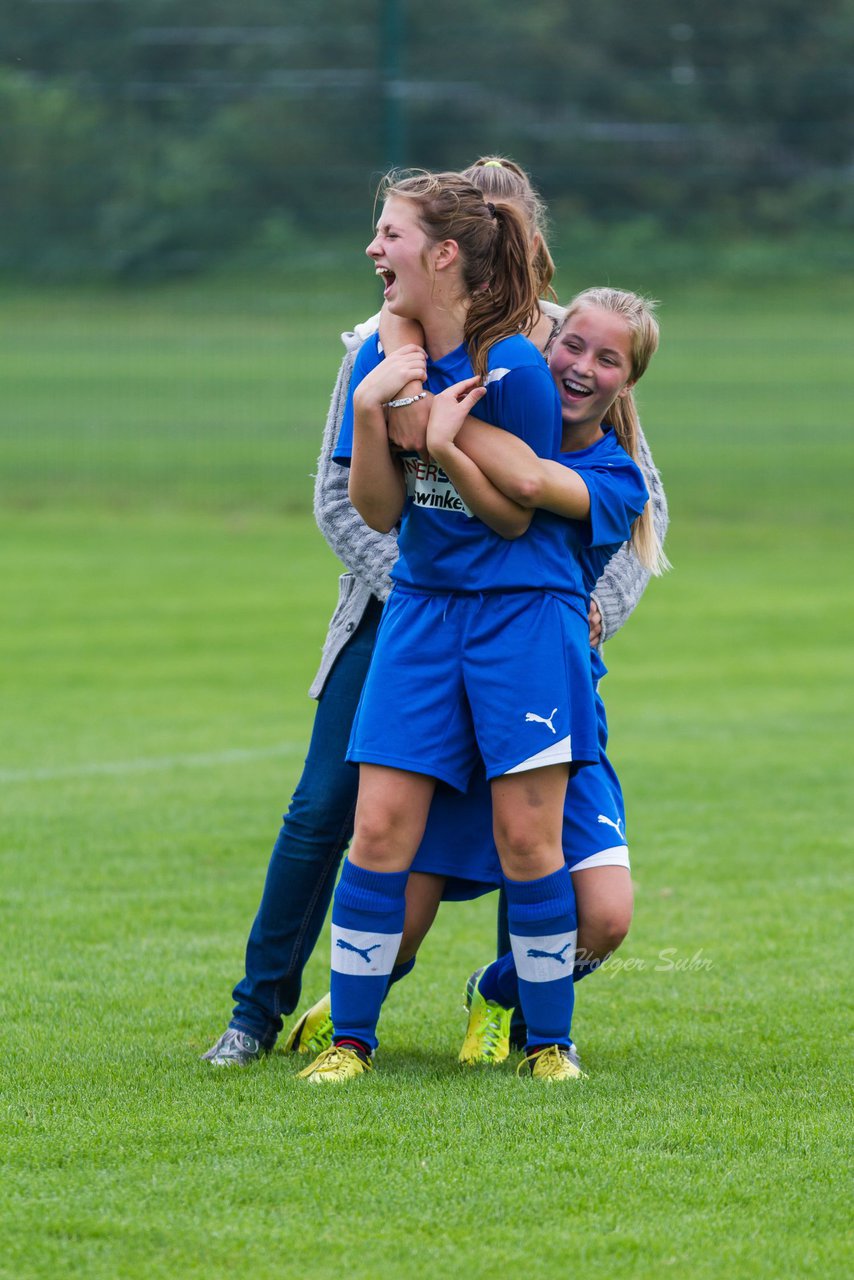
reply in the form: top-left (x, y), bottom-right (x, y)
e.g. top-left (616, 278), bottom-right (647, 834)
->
top-left (297, 1044), bottom-right (372, 1082)
top-left (480, 1009), bottom-right (508, 1060)
top-left (518, 1044), bottom-right (586, 1081)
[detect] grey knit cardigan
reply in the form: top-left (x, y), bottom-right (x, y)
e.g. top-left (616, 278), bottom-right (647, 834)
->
top-left (309, 321), bottom-right (668, 699)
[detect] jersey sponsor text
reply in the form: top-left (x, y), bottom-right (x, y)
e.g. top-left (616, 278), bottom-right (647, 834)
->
top-left (403, 456), bottom-right (473, 517)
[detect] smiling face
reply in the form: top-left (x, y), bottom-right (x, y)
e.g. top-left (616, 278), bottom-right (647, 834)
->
top-left (548, 304), bottom-right (636, 443)
top-left (365, 196), bottom-right (434, 320)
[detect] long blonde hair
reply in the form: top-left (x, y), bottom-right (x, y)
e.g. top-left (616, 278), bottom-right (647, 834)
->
top-left (562, 287), bottom-right (670, 575)
top-left (379, 170), bottom-right (539, 380)
top-left (461, 156), bottom-right (557, 301)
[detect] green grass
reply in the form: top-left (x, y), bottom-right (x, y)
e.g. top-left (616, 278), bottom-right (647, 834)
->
top-left (0, 268), bottom-right (378, 513)
top-left (1, 270), bottom-right (852, 1279)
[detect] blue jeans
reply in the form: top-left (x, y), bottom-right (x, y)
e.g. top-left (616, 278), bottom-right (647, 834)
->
top-left (229, 597), bottom-right (383, 1048)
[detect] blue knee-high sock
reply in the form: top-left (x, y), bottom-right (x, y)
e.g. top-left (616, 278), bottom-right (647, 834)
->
top-left (478, 946), bottom-right (594, 1050)
top-left (330, 860), bottom-right (408, 1054)
top-left (477, 952), bottom-right (519, 1008)
top-left (504, 865), bottom-right (577, 1052)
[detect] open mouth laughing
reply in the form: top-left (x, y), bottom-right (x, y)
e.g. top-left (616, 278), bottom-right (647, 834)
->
top-left (376, 267), bottom-right (396, 297)
top-left (562, 377), bottom-right (593, 399)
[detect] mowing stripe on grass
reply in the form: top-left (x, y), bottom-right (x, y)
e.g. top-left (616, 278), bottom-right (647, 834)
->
top-left (0, 742), bottom-right (305, 784)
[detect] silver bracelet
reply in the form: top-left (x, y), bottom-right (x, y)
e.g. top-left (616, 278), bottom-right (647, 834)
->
top-left (383, 391), bottom-right (427, 409)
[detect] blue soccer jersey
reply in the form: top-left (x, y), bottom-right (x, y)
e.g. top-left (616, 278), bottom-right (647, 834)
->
top-left (559, 428), bottom-right (649, 594)
top-left (334, 333), bottom-right (586, 601)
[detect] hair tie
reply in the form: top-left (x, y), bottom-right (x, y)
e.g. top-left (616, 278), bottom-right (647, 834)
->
top-left (486, 201), bottom-right (496, 218)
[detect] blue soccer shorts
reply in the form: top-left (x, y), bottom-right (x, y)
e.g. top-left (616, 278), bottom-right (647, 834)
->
top-left (409, 738), bottom-right (630, 899)
top-left (347, 585), bottom-right (599, 790)
top-left (562, 747), bottom-right (630, 872)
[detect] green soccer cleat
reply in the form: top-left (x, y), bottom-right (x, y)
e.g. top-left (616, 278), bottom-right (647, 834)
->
top-left (458, 966), bottom-right (514, 1066)
top-left (517, 1043), bottom-right (587, 1082)
top-left (297, 1044), bottom-right (372, 1084)
top-left (283, 993), bottom-right (333, 1055)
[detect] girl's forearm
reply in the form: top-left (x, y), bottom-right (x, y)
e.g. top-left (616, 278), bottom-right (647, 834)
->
top-left (349, 403), bottom-right (406, 533)
top-left (429, 440), bottom-right (532, 539)
top-left (379, 305), bottom-right (425, 355)
top-left (455, 419), bottom-right (590, 517)
top-left (379, 309), bottom-right (428, 447)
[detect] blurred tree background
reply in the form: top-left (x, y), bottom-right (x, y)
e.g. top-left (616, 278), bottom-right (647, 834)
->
top-left (2, 0), bottom-right (852, 278)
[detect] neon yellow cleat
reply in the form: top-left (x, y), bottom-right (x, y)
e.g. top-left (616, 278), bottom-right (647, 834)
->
top-left (458, 966), bottom-right (513, 1066)
top-left (297, 1044), bottom-right (372, 1084)
top-left (518, 1043), bottom-right (586, 1082)
top-left (283, 993), bottom-right (333, 1055)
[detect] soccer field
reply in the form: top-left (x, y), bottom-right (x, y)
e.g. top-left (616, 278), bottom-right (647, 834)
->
top-left (1, 272), bottom-right (851, 1278)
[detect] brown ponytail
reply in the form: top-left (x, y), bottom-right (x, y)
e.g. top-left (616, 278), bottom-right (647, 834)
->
top-left (464, 199), bottom-right (539, 379)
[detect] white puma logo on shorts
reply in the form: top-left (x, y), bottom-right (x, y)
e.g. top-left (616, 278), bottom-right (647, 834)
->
top-left (597, 814), bottom-right (625, 841)
top-left (525, 707), bottom-right (558, 734)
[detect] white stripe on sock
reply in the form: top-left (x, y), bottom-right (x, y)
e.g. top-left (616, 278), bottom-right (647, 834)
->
top-left (510, 930), bottom-right (578, 983)
top-left (331, 925), bottom-right (403, 977)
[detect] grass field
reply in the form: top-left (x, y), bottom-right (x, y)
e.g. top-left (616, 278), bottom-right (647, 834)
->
top-left (1, 267), bottom-right (852, 1279)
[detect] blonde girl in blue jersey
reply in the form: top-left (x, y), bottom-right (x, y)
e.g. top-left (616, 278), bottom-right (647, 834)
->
top-left (299, 170), bottom-right (601, 1083)
top-left (400, 287), bottom-right (665, 1067)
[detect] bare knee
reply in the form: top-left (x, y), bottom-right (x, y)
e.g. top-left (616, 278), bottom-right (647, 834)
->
top-left (491, 773), bottom-right (567, 879)
top-left (349, 766), bottom-right (435, 872)
top-left (494, 816), bottom-right (559, 875)
top-left (351, 809), bottom-right (410, 869)
top-left (573, 867), bottom-right (634, 960)
top-left (593, 906), bottom-right (633, 953)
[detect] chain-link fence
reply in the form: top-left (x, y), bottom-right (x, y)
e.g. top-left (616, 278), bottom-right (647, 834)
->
top-left (3, 1), bottom-right (853, 275)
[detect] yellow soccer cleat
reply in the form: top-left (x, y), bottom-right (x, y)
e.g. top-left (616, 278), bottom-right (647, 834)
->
top-left (297, 1044), bottom-right (372, 1084)
top-left (283, 993), bottom-right (333, 1055)
top-left (517, 1043), bottom-right (586, 1082)
top-left (458, 966), bottom-right (513, 1066)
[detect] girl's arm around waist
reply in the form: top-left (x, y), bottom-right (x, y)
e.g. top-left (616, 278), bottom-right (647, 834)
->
top-left (452, 417), bottom-right (591, 518)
